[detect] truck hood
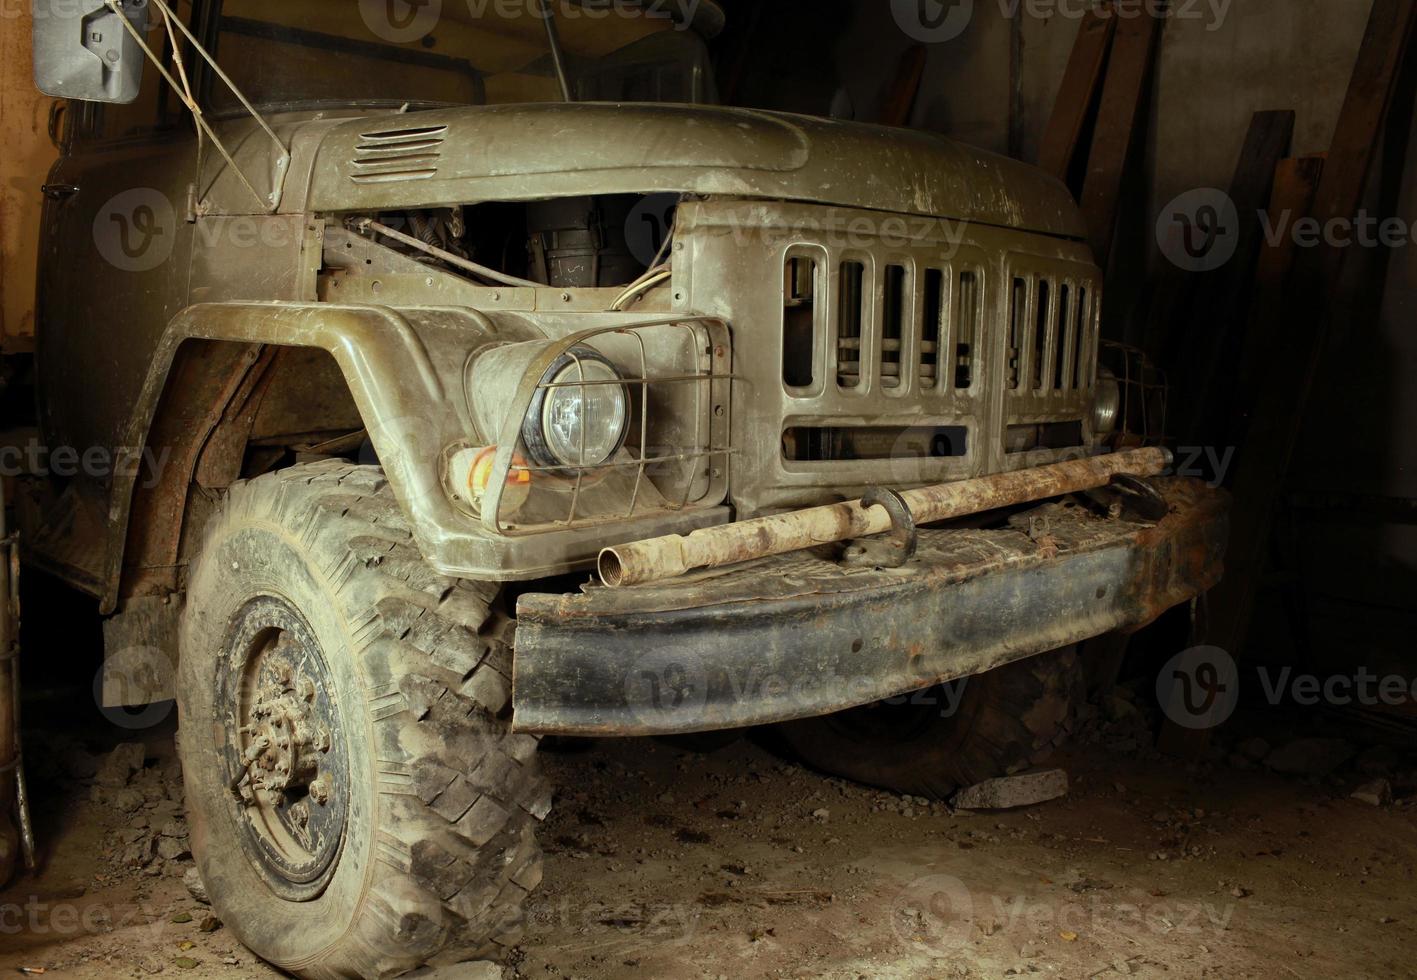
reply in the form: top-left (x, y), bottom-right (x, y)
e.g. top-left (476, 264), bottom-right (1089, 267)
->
top-left (306, 102), bottom-right (1084, 239)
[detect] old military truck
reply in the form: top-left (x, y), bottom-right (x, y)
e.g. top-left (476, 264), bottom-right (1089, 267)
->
top-left (24, 1), bottom-right (1228, 975)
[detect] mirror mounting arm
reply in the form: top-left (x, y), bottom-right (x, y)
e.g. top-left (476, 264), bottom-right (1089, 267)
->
top-left (104, 0), bottom-right (291, 214)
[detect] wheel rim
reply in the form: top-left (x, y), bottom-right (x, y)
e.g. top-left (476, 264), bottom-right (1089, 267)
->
top-left (219, 596), bottom-right (350, 902)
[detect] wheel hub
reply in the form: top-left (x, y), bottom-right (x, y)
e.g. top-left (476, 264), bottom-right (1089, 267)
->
top-left (221, 597), bottom-right (349, 902)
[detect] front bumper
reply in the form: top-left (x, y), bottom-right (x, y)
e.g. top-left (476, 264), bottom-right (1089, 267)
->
top-left (512, 478), bottom-right (1228, 736)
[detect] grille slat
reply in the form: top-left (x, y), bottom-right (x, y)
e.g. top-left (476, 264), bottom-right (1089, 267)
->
top-left (1005, 272), bottom-right (1099, 397)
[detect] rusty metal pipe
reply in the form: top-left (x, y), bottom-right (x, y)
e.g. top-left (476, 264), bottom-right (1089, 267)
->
top-left (598, 447), bottom-right (1173, 588)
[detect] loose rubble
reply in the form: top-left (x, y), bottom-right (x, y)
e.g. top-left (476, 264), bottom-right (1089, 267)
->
top-left (88, 743), bottom-right (192, 881)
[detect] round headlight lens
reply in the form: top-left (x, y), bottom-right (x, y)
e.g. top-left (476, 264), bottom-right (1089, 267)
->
top-left (1093, 371), bottom-right (1122, 435)
top-left (525, 349), bottom-right (629, 469)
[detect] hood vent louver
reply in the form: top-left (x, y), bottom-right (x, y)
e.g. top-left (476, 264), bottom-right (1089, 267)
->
top-left (350, 124), bottom-right (448, 185)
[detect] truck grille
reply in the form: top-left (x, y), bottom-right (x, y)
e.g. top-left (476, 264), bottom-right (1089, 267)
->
top-left (778, 246), bottom-right (1100, 465)
top-left (1006, 272), bottom-right (1098, 397)
top-left (782, 254), bottom-right (985, 398)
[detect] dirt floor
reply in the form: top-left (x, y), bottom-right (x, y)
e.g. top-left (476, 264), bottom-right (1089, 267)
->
top-left (1, 686), bottom-right (1414, 980)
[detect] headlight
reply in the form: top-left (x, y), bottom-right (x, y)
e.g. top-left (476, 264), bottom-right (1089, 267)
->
top-left (522, 347), bottom-right (630, 469)
top-left (1093, 369), bottom-right (1122, 435)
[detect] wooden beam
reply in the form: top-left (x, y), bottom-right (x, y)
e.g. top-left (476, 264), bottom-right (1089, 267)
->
top-left (1079, 3), bottom-right (1165, 267)
top-left (877, 44), bottom-right (928, 127)
top-left (1208, 0), bottom-right (1417, 662)
top-left (1156, 157), bottom-right (1321, 760)
top-left (1037, 8), bottom-right (1117, 187)
top-left (1232, 155), bottom-right (1325, 399)
top-left (1171, 110), bottom-right (1296, 449)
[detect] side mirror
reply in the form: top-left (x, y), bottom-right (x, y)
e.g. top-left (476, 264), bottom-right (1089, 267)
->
top-left (33, 0), bottom-right (150, 105)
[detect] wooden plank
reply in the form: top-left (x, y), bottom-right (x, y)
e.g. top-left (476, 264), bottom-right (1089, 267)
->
top-left (1156, 154), bottom-right (1322, 759)
top-left (1171, 110), bottom-right (1296, 449)
top-left (1209, 0), bottom-right (1417, 660)
top-left (1037, 8), bottom-right (1117, 186)
top-left (1232, 155), bottom-right (1325, 397)
top-left (1079, 3), bottom-right (1164, 267)
top-left (877, 44), bottom-right (928, 127)
top-left (0, 4), bottom-right (58, 348)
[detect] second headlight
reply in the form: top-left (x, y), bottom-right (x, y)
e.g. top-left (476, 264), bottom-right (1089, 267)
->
top-left (523, 346), bottom-right (630, 470)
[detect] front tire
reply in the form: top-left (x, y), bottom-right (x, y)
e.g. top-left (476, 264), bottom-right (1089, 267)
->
top-left (179, 462), bottom-right (550, 978)
top-left (777, 647), bottom-right (1082, 800)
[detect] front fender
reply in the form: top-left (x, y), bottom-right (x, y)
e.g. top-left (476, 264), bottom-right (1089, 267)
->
top-left (105, 302), bottom-right (729, 610)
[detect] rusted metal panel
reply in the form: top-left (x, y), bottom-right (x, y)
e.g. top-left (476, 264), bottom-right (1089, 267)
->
top-left (598, 447), bottom-right (1170, 587)
top-left (101, 595), bottom-right (182, 707)
top-left (514, 479), bottom-right (1228, 736)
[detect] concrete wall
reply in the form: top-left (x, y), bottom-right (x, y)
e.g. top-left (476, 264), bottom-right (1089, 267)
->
top-left (0, 8), bottom-right (57, 347)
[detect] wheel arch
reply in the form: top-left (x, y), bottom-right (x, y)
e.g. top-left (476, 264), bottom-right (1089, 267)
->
top-left (104, 301), bottom-right (496, 615)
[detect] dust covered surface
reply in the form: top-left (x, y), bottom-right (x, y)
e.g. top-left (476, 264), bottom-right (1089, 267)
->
top-left (2, 704), bottom-right (1415, 979)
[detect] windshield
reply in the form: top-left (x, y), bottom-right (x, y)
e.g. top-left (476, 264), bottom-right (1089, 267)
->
top-left (206, 0), bottom-right (716, 111)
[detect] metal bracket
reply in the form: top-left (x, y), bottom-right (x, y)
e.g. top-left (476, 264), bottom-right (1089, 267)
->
top-left (843, 488), bottom-right (918, 569)
top-left (1085, 473), bottom-right (1171, 524)
top-left (105, 0), bottom-right (291, 213)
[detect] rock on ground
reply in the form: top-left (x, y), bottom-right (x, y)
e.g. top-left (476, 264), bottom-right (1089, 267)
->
top-left (1351, 779), bottom-right (1393, 807)
top-left (185, 866), bottom-right (211, 905)
top-left (93, 742), bottom-right (147, 788)
top-left (953, 769), bottom-right (1069, 810)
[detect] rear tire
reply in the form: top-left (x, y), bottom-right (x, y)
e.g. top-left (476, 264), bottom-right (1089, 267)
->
top-left (179, 462), bottom-right (550, 978)
top-left (777, 647), bottom-right (1082, 800)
